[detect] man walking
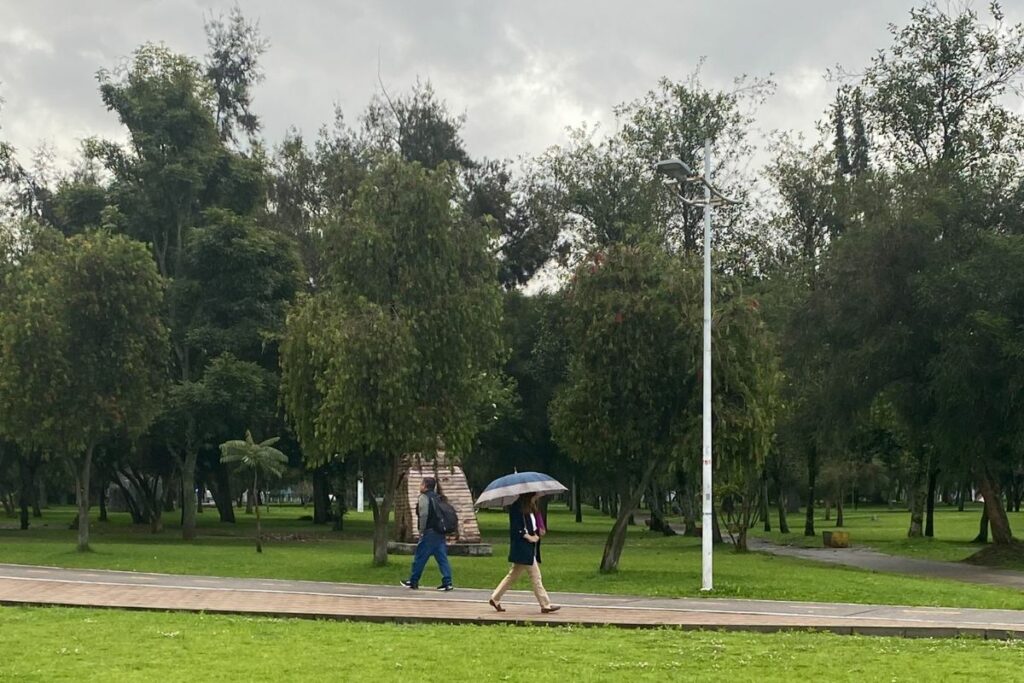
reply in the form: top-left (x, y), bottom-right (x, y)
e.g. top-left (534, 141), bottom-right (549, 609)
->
top-left (401, 477), bottom-right (454, 591)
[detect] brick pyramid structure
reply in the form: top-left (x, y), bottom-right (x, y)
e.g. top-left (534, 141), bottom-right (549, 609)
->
top-left (390, 452), bottom-right (491, 556)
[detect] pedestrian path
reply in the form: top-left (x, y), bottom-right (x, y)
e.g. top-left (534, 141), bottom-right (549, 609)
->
top-left (746, 538), bottom-right (1024, 590)
top-left (1, 563), bottom-right (1022, 639)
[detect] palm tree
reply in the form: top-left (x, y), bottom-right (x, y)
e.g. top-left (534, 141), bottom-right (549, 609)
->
top-left (219, 431), bottom-right (288, 553)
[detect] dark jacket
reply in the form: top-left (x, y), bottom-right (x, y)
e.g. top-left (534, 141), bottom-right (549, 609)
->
top-left (507, 501), bottom-right (542, 565)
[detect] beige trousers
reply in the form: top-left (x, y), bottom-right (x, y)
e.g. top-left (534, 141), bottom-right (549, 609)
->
top-left (490, 561), bottom-right (552, 609)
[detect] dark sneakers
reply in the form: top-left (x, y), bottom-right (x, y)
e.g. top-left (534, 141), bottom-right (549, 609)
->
top-left (400, 580), bottom-right (418, 589)
top-left (436, 583), bottom-right (454, 592)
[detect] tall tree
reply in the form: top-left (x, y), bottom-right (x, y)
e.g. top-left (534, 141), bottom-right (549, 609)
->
top-left (0, 231), bottom-right (167, 551)
top-left (91, 43), bottom-right (271, 540)
top-left (552, 244), bottom-right (702, 572)
top-left (281, 157), bottom-right (505, 565)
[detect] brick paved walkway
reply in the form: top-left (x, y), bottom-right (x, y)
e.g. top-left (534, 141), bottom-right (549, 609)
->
top-left (2, 563), bottom-right (1023, 639)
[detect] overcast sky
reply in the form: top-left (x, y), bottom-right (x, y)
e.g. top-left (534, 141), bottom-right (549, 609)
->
top-left (2, 1), bottom-right (1022, 169)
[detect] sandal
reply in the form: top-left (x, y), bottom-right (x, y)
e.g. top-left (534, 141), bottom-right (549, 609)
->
top-left (488, 598), bottom-right (506, 613)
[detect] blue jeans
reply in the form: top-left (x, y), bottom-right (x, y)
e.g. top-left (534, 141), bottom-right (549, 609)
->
top-left (408, 529), bottom-right (452, 586)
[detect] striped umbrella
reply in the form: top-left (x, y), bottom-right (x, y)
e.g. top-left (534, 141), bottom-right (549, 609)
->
top-left (475, 471), bottom-right (568, 508)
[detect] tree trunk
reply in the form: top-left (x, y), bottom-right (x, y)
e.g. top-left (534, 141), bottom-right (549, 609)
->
top-left (599, 459), bottom-right (660, 573)
top-left (331, 460), bottom-right (347, 532)
top-left (573, 476), bottom-right (582, 523)
top-left (164, 474), bottom-right (177, 512)
top-left (31, 462), bottom-right (42, 518)
top-left (178, 412), bottom-right (200, 541)
top-left (245, 483), bottom-right (255, 515)
top-left (150, 475), bottom-right (167, 534)
top-left (371, 454), bottom-right (400, 566)
top-left (18, 487), bottom-right (29, 531)
top-left (977, 471), bottom-right (1014, 545)
top-left (835, 488), bottom-right (844, 528)
top-left (804, 446), bottom-right (817, 536)
top-left (824, 499), bottom-right (831, 521)
top-left (761, 469), bottom-right (771, 533)
top-left (18, 455), bottom-right (31, 531)
top-left (98, 484), bottom-right (108, 522)
top-left (957, 480), bottom-right (967, 512)
top-left (180, 446), bottom-right (199, 541)
top-left (312, 466), bottom-right (331, 524)
top-left (777, 490), bottom-right (790, 534)
top-left (711, 507), bottom-right (724, 544)
top-left (924, 467), bottom-right (938, 538)
top-left (253, 470), bottom-right (262, 553)
top-left (210, 463), bottom-right (236, 523)
top-left (907, 458), bottom-right (928, 538)
top-left (76, 446), bottom-right (95, 552)
top-left (972, 505), bottom-right (989, 544)
top-left (647, 483), bottom-right (676, 536)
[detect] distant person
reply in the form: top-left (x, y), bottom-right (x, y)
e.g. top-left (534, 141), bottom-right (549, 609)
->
top-left (488, 492), bottom-right (559, 613)
top-left (401, 477), bottom-right (453, 591)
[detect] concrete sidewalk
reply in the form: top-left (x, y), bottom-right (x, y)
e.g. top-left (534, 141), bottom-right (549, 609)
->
top-left (1, 563), bottom-right (1023, 639)
top-left (746, 538), bottom-right (1024, 590)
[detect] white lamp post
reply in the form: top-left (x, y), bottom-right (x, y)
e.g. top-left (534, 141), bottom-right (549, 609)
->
top-left (655, 139), bottom-right (739, 592)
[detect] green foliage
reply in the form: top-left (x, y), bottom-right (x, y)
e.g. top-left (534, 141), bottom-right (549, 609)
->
top-left (204, 5), bottom-right (269, 145)
top-left (0, 230), bottom-right (167, 549)
top-left (465, 159), bottom-right (564, 289)
top-left (220, 430), bottom-right (288, 478)
top-left (183, 208), bottom-right (303, 364)
top-left (0, 230), bottom-right (167, 453)
top-left (284, 157), bottom-right (501, 458)
top-left (360, 80), bottom-right (472, 170)
top-left (280, 156), bottom-right (505, 561)
top-left (860, 1), bottom-right (1024, 175)
top-left (552, 245), bottom-right (701, 474)
top-left (220, 429), bottom-right (287, 553)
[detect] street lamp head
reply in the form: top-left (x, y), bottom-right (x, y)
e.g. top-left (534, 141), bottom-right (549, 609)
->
top-left (654, 157), bottom-right (693, 181)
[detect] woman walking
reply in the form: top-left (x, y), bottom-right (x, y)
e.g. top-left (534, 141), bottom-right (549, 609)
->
top-left (489, 492), bottom-right (560, 614)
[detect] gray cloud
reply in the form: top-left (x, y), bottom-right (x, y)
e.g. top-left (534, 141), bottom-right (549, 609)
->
top-left (1, 1), bottom-right (1020, 168)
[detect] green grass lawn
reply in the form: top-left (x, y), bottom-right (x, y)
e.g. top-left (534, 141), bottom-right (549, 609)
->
top-left (750, 504), bottom-right (1024, 569)
top-left (1, 606), bottom-right (1022, 682)
top-left (2, 503), bottom-right (1024, 609)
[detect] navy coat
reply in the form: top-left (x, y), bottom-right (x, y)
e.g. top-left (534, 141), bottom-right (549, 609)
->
top-left (507, 502), bottom-right (542, 565)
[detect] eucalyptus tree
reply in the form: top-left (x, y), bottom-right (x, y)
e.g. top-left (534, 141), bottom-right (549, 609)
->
top-left (91, 43), bottom-right (287, 539)
top-left (281, 157), bottom-right (505, 565)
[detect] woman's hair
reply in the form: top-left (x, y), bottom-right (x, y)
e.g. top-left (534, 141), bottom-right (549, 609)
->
top-left (517, 492), bottom-right (538, 513)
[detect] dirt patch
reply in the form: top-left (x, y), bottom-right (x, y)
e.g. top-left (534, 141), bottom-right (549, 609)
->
top-left (963, 540), bottom-right (1024, 569)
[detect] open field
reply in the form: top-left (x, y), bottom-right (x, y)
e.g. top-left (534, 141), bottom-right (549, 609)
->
top-left (2, 606), bottom-right (1023, 682)
top-left (2, 504), bottom-right (1023, 609)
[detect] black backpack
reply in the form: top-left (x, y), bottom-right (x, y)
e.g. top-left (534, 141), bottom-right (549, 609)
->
top-left (431, 495), bottom-right (459, 536)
